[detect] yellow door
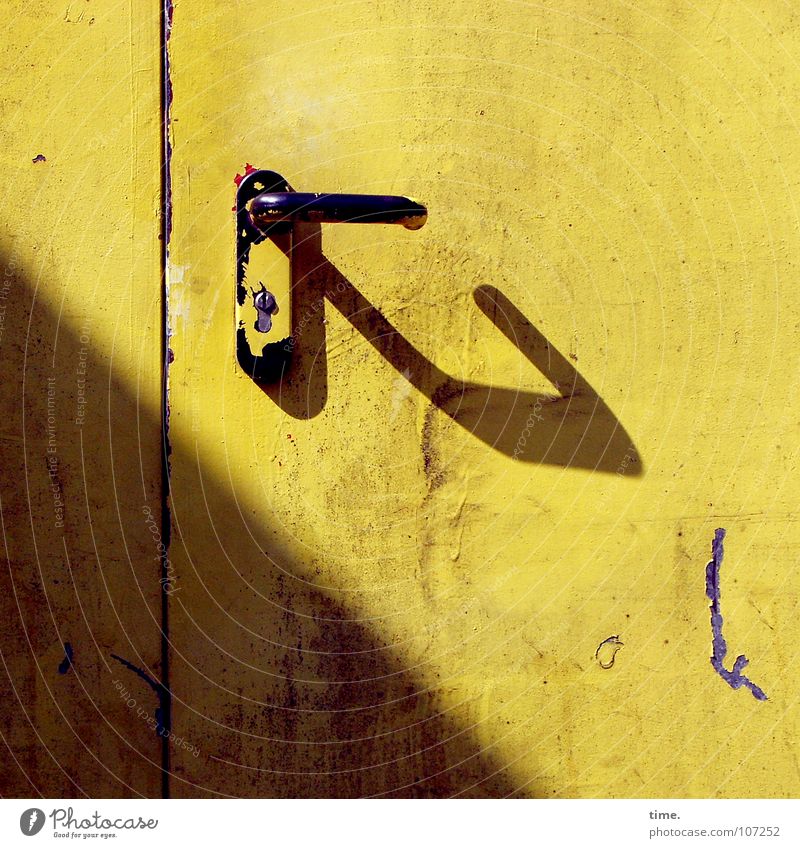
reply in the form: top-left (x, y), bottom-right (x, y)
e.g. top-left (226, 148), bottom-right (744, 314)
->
top-left (0, 2), bottom-right (164, 795)
top-left (6, 1), bottom-right (794, 800)
top-left (165, 1), bottom-right (800, 798)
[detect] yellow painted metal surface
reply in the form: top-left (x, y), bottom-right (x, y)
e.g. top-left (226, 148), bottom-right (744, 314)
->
top-left (167, 2), bottom-right (800, 796)
top-left (0, 2), bottom-right (163, 795)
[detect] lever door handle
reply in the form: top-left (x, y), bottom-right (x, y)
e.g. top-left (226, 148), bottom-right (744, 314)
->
top-left (236, 169), bottom-right (427, 383)
top-left (250, 191), bottom-right (427, 231)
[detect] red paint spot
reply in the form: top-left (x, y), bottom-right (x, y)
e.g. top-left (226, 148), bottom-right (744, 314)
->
top-left (233, 163), bottom-right (258, 187)
top-left (233, 164), bottom-right (259, 210)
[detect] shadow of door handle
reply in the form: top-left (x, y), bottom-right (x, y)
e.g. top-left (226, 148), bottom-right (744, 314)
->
top-left (236, 169), bottom-right (427, 383)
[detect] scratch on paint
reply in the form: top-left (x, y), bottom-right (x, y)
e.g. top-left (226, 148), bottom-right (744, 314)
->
top-left (705, 528), bottom-right (767, 701)
top-left (57, 642), bottom-right (73, 674)
top-left (111, 653), bottom-right (171, 736)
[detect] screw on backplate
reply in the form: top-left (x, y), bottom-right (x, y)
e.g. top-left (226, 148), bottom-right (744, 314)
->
top-left (252, 283), bottom-right (279, 333)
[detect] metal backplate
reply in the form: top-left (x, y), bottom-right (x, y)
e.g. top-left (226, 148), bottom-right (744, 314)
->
top-left (235, 169), bottom-right (293, 382)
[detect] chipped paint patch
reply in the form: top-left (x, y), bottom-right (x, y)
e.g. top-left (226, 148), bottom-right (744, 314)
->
top-left (167, 262), bottom-right (187, 286)
top-left (705, 529), bottom-right (768, 701)
top-left (167, 263), bottom-right (190, 326)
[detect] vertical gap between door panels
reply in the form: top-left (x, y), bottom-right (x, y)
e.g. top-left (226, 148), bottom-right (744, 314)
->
top-left (159, 0), bottom-right (174, 799)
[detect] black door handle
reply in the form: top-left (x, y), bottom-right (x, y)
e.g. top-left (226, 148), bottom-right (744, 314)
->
top-left (250, 191), bottom-right (427, 231)
top-left (236, 169), bottom-right (427, 383)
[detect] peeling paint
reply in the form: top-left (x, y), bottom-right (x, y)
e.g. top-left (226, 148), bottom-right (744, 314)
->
top-left (168, 263), bottom-right (187, 286)
top-left (167, 264), bottom-right (191, 325)
top-left (705, 529), bottom-right (767, 701)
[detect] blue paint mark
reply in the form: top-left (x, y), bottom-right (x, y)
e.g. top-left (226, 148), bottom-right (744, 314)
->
top-left (57, 642), bottom-right (73, 674)
top-left (111, 653), bottom-right (171, 736)
top-left (705, 528), bottom-right (767, 701)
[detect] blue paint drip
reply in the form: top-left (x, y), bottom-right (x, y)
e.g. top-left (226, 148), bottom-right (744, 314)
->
top-left (111, 653), bottom-right (171, 736)
top-left (57, 642), bottom-right (73, 674)
top-left (705, 528), bottom-right (767, 701)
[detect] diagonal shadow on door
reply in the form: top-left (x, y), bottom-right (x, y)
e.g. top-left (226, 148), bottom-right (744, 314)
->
top-left (0, 253), bottom-right (536, 798)
top-left (255, 223), bottom-right (642, 476)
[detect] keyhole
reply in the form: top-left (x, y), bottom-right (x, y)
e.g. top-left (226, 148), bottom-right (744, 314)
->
top-left (252, 284), bottom-right (278, 333)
